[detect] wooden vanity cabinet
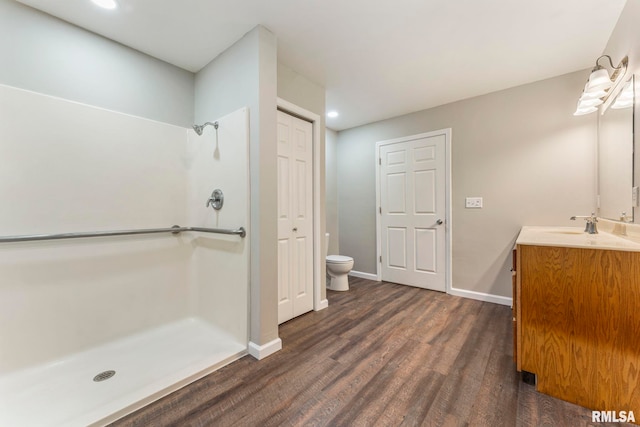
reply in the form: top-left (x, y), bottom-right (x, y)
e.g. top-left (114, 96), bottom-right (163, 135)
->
top-left (512, 247), bottom-right (517, 366)
top-left (514, 244), bottom-right (640, 415)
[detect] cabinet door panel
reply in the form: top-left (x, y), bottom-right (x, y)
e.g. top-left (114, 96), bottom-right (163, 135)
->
top-left (520, 246), bottom-right (597, 408)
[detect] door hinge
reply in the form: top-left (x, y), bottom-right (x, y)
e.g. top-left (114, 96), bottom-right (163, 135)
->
top-left (379, 157), bottom-right (381, 165)
top-left (379, 255), bottom-right (382, 263)
top-left (379, 206), bottom-right (382, 214)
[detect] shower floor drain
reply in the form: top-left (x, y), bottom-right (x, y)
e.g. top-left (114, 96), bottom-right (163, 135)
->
top-left (93, 370), bottom-right (116, 382)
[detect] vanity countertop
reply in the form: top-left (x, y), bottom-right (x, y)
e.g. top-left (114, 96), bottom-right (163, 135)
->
top-left (516, 225), bottom-right (640, 252)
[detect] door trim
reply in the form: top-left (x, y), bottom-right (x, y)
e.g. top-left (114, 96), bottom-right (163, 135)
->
top-left (276, 98), bottom-right (328, 312)
top-left (375, 129), bottom-right (452, 294)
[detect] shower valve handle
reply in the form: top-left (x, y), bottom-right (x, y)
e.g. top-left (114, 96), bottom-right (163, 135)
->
top-left (206, 189), bottom-right (224, 210)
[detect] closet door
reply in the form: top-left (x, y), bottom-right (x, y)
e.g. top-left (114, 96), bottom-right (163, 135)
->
top-left (277, 110), bottom-right (313, 324)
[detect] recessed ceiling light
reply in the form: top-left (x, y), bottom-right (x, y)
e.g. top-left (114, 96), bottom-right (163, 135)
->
top-left (327, 111), bottom-right (339, 118)
top-left (91, 0), bottom-right (118, 10)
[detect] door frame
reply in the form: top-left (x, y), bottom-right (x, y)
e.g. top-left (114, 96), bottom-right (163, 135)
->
top-left (276, 98), bottom-right (328, 312)
top-left (375, 129), bottom-right (452, 294)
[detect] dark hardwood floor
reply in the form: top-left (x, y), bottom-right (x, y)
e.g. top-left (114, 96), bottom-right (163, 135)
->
top-left (111, 278), bottom-right (623, 426)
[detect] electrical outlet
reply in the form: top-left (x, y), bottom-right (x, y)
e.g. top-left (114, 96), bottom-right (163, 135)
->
top-left (465, 197), bottom-right (483, 208)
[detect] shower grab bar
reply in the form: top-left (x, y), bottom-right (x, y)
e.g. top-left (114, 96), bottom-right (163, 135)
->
top-left (0, 225), bottom-right (246, 243)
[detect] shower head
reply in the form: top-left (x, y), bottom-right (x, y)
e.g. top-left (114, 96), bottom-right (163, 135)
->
top-left (192, 121), bottom-right (218, 136)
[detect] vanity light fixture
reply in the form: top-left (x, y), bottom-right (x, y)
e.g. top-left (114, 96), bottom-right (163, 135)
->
top-left (91, 0), bottom-right (118, 10)
top-left (574, 55), bottom-right (628, 116)
top-left (574, 104), bottom-right (599, 116)
top-left (611, 80), bottom-right (634, 110)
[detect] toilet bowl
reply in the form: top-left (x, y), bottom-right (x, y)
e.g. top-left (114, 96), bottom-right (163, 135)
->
top-left (325, 233), bottom-right (354, 291)
top-left (326, 255), bottom-right (354, 291)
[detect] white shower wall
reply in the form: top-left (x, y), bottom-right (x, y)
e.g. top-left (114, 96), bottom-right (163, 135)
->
top-left (185, 108), bottom-right (250, 343)
top-left (0, 84), bottom-right (188, 373)
top-left (0, 84), bottom-right (249, 379)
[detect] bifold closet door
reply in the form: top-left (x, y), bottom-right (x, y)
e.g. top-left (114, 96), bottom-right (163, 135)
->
top-left (277, 110), bottom-right (313, 324)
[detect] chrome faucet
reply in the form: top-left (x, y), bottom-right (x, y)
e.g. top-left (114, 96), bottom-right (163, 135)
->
top-left (570, 212), bottom-right (598, 234)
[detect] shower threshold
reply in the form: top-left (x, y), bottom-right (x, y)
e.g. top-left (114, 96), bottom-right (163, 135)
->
top-left (0, 317), bottom-right (246, 427)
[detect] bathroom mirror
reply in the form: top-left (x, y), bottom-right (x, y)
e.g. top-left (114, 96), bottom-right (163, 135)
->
top-left (598, 75), bottom-right (635, 222)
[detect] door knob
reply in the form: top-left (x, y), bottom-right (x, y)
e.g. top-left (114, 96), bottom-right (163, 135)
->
top-left (292, 227), bottom-right (298, 232)
top-left (436, 219), bottom-right (443, 225)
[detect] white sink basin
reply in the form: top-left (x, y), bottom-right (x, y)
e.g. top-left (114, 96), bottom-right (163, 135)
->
top-left (547, 230), bottom-right (584, 235)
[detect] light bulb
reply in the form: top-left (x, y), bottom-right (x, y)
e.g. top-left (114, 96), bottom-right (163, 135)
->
top-left (573, 103), bottom-right (598, 116)
top-left (91, 0), bottom-right (117, 10)
top-left (585, 68), bottom-right (612, 93)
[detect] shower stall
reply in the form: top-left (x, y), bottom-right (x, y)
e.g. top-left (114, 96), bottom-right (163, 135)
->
top-left (0, 84), bottom-right (250, 426)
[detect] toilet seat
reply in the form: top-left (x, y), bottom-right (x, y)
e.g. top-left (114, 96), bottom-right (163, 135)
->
top-left (326, 255), bottom-right (353, 264)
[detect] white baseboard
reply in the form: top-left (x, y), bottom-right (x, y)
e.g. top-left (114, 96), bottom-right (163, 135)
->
top-left (349, 270), bottom-right (379, 281)
top-left (315, 299), bottom-right (329, 311)
top-left (448, 287), bottom-right (512, 306)
top-left (248, 338), bottom-right (282, 360)
top-left (347, 270), bottom-right (510, 306)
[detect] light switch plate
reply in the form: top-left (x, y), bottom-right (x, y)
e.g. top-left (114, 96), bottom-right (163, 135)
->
top-left (465, 197), bottom-right (483, 208)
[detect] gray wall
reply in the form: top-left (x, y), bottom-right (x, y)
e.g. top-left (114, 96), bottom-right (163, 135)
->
top-left (325, 128), bottom-right (339, 255)
top-left (337, 70), bottom-right (597, 298)
top-left (0, 0), bottom-right (194, 127)
top-left (196, 26), bottom-right (279, 348)
top-left (604, 0), bottom-right (640, 77)
top-left (277, 62), bottom-right (326, 122)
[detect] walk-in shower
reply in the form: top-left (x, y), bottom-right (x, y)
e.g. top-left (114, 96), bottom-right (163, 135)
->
top-left (0, 84), bottom-right (250, 426)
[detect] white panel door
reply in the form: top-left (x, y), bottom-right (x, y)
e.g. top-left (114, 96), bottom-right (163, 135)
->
top-left (277, 111), bottom-right (314, 324)
top-left (379, 133), bottom-right (446, 291)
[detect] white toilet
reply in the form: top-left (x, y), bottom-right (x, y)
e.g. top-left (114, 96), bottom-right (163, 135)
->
top-left (325, 233), bottom-right (354, 291)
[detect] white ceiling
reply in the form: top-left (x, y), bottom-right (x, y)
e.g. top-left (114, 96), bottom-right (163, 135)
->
top-left (16, 0), bottom-right (627, 130)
